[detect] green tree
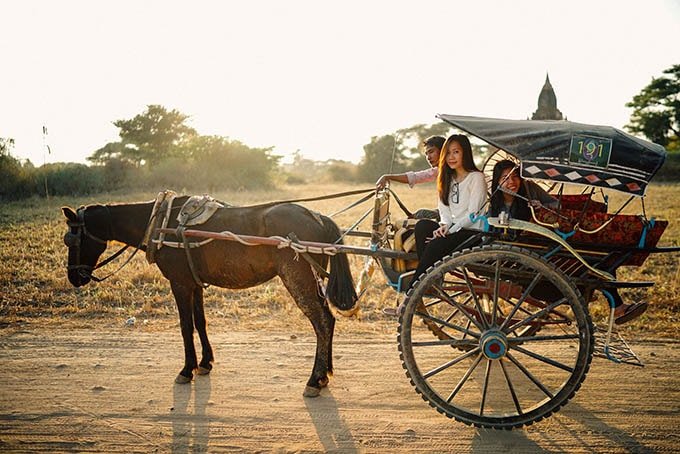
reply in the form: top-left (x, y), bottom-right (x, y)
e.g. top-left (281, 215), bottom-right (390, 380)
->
top-left (626, 64), bottom-right (680, 150)
top-left (182, 135), bottom-right (280, 190)
top-left (112, 105), bottom-right (197, 165)
top-left (34, 163), bottom-right (106, 196)
top-left (87, 142), bottom-right (135, 165)
top-left (0, 139), bottom-right (37, 200)
top-left (325, 159), bottom-right (357, 182)
top-left (357, 134), bottom-right (407, 182)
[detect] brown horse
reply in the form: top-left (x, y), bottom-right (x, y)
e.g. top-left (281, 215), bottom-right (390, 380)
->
top-left (62, 196), bottom-right (357, 397)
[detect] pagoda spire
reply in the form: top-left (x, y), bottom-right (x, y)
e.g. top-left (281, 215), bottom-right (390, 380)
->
top-left (531, 72), bottom-right (563, 120)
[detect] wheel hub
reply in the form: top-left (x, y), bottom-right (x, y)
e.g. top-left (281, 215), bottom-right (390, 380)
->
top-left (480, 329), bottom-right (508, 360)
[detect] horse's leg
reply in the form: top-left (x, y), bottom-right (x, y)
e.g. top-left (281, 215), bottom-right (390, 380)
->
top-left (192, 287), bottom-right (214, 375)
top-left (170, 280), bottom-right (198, 384)
top-left (279, 264), bottom-right (335, 397)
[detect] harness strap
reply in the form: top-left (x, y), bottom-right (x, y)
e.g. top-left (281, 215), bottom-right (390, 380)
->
top-left (143, 190), bottom-right (177, 263)
top-left (177, 226), bottom-right (210, 288)
top-left (93, 245), bottom-right (130, 270)
top-left (288, 232), bottom-right (330, 278)
top-left (87, 246), bottom-right (141, 282)
top-left (334, 206), bottom-right (374, 244)
top-left (387, 188), bottom-right (413, 218)
top-left (328, 191), bottom-right (375, 218)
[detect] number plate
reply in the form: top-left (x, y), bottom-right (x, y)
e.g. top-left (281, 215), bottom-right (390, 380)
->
top-left (568, 135), bottom-right (612, 168)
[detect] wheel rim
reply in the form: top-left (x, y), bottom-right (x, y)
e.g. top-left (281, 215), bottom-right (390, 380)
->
top-left (398, 245), bottom-right (593, 429)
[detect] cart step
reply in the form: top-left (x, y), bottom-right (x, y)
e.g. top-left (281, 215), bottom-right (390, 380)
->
top-left (593, 325), bottom-right (644, 367)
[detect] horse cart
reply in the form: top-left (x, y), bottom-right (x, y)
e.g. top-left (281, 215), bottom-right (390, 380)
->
top-left (63, 115), bottom-right (678, 430)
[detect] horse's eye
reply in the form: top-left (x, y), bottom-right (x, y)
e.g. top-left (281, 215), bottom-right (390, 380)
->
top-left (64, 232), bottom-right (80, 248)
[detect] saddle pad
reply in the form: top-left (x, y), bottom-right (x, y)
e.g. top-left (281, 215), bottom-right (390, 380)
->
top-left (177, 195), bottom-right (225, 227)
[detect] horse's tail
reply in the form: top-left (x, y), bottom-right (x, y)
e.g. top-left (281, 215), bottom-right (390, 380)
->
top-left (319, 215), bottom-right (358, 316)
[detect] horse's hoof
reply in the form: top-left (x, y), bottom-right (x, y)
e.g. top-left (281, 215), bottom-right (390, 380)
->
top-left (175, 374), bottom-right (192, 384)
top-left (303, 386), bottom-right (321, 398)
top-left (196, 366), bottom-right (211, 375)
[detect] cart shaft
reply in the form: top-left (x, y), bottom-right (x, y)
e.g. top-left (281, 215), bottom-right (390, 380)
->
top-left (155, 228), bottom-right (417, 260)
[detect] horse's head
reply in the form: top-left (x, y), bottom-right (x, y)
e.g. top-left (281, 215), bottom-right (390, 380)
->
top-left (62, 205), bottom-right (109, 287)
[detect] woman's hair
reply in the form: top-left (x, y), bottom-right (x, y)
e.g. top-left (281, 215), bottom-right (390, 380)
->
top-left (437, 134), bottom-right (480, 205)
top-left (489, 159), bottom-right (529, 218)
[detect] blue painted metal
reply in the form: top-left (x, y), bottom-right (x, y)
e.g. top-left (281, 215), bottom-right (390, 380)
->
top-left (638, 217), bottom-right (656, 248)
top-left (554, 229), bottom-right (576, 241)
top-left (469, 213), bottom-right (490, 232)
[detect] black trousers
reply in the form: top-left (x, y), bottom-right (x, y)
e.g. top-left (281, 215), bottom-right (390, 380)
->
top-left (408, 219), bottom-right (478, 290)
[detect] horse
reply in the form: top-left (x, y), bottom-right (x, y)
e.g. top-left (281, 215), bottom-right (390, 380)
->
top-left (61, 195), bottom-right (358, 397)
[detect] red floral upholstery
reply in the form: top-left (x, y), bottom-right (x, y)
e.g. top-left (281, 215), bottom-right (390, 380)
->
top-left (556, 194), bottom-right (607, 213)
top-left (533, 207), bottom-right (667, 267)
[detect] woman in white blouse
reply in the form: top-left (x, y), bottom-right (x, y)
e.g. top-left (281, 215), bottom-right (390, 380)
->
top-left (408, 134), bottom-right (488, 290)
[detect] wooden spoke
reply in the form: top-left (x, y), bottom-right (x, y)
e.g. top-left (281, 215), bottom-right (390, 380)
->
top-left (506, 352), bottom-right (554, 398)
top-left (446, 353), bottom-right (484, 403)
top-left (412, 339), bottom-right (478, 348)
top-left (415, 311), bottom-right (481, 339)
top-left (508, 334), bottom-right (579, 343)
top-left (431, 287), bottom-right (486, 333)
top-left (461, 267), bottom-right (490, 328)
top-left (480, 359), bottom-right (493, 416)
top-left (500, 358), bottom-right (523, 415)
top-left (498, 272), bottom-right (544, 332)
top-left (491, 258), bottom-right (501, 326)
top-left (512, 345), bottom-right (575, 373)
top-left (504, 298), bottom-right (568, 334)
top-left (423, 348), bottom-right (481, 379)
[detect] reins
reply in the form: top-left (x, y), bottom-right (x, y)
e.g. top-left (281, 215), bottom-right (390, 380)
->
top-left (238, 188), bottom-right (376, 209)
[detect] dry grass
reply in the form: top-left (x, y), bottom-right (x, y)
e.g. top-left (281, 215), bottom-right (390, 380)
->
top-left (0, 182), bottom-right (678, 338)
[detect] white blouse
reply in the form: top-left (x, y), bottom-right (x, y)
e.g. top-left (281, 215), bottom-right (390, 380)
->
top-left (437, 171), bottom-right (488, 233)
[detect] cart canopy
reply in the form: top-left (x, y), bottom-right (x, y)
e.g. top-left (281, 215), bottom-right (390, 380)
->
top-left (437, 114), bottom-right (667, 196)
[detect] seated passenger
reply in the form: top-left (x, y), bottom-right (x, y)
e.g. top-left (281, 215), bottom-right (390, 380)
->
top-left (410, 134), bottom-right (487, 287)
top-left (489, 160), bottom-right (647, 325)
top-left (489, 159), bottom-right (558, 219)
top-left (384, 134), bottom-right (487, 315)
top-left (375, 135), bottom-right (444, 220)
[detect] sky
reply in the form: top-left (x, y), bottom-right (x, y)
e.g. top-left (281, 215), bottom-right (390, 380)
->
top-left (1, 0), bottom-right (679, 166)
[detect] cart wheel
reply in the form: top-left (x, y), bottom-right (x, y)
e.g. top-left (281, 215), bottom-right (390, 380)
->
top-left (398, 245), bottom-right (593, 429)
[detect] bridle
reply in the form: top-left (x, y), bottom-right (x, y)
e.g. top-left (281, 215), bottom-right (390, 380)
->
top-left (64, 206), bottom-right (133, 282)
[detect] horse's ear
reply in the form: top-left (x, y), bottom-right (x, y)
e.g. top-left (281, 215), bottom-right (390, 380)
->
top-left (62, 207), bottom-right (77, 222)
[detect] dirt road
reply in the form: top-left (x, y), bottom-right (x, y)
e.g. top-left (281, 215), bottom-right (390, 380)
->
top-left (0, 326), bottom-right (678, 453)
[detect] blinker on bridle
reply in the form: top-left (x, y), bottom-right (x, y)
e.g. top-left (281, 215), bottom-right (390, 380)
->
top-left (64, 206), bottom-right (131, 282)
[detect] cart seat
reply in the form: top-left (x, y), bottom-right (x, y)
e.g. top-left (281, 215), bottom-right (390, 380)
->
top-left (533, 207), bottom-right (667, 267)
top-left (557, 194), bottom-right (607, 214)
